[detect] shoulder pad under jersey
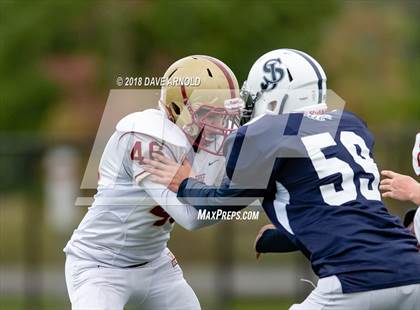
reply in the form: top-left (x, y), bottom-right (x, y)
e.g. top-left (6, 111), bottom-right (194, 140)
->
top-left (116, 109), bottom-right (189, 148)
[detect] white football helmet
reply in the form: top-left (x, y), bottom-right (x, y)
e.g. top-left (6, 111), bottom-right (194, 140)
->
top-left (240, 49), bottom-right (327, 124)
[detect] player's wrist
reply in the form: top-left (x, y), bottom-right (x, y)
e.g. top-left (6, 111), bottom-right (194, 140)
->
top-left (177, 177), bottom-right (200, 201)
top-left (255, 228), bottom-right (277, 253)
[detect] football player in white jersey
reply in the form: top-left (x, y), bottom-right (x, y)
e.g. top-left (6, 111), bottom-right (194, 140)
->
top-left (380, 133), bottom-right (420, 242)
top-left (64, 55), bottom-right (241, 310)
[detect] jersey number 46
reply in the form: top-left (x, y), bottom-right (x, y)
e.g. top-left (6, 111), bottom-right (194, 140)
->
top-left (131, 141), bottom-right (164, 164)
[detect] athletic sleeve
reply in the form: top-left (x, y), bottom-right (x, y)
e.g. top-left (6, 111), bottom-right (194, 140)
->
top-left (177, 176), bottom-right (264, 211)
top-left (255, 228), bottom-right (298, 253)
top-left (118, 132), bottom-right (217, 231)
top-left (176, 114), bottom-right (298, 208)
top-left (140, 177), bottom-right (219, 231)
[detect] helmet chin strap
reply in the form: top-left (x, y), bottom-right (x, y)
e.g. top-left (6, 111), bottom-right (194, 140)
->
top-left (256, 94), bottom-right (289, 116)
top-left (191, 128), bottom-right (204, 153)
top-left (293, 103), bottom-right (327, 114)
top-left (265, 93), bottom-right (327, 116)
top-left (182, 122), bottom-right (200, 137)
top-left (158, 100), bottom-right (175, 122)
top-left (277, 94), bottom-right (289, 114)
top-left (182, 123), bottom-right (202, 151)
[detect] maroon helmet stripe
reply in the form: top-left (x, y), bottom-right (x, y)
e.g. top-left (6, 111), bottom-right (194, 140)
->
top-left (180, 84), bottom-right (188, 104)
top-left (203, 56), bottom-right (236, 98)
top-left (181, 84), bottom-right (196, 117)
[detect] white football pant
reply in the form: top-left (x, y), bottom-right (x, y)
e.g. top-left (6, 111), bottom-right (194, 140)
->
top-left (65, 248), bottom-right (200, 310)
top-left (290, 275), bottom-right (420, 310)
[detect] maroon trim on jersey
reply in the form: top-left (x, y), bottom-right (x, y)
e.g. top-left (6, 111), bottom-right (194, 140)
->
top-left (150, 206), bottom-right (175, 226)
top-left (134, 170), bottom-right (148, 180)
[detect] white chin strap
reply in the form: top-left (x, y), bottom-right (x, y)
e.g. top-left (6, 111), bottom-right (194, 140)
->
top-left (293, 103), bottom-right (327, 114)
top-left (158, 100), bottom-right (169, 117)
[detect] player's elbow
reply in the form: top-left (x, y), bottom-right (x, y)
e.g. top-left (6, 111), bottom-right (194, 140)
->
top-left (179, 217), bottom-right (212, 231)
top-left (182, 220), bottom-right (204, 231)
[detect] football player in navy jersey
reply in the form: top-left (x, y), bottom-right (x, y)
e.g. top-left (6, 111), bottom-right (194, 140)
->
top-left (144, 49), bottom-right (420, 310)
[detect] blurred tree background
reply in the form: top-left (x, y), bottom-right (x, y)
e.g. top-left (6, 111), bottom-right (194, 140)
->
top-left (0, 1), bottom-right (419, 309)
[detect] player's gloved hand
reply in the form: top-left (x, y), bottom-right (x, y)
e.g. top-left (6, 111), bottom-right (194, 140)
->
top-left (254, 224), bottom-right (276, 260)
top-left (144, 154), bottom-right (194, 193)
top-left (380, 170), bottom-right (420, 205)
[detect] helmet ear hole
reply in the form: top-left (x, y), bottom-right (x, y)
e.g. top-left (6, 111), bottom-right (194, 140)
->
top-left (171, 102), bottom-right (181, 115)
top-left (267, 100), bottom-right (278, 112)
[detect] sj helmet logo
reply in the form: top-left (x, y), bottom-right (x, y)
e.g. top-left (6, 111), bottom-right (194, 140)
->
top-left (261, 58), bottom-right (284, 92)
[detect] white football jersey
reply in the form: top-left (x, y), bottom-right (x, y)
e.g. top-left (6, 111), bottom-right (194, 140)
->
top-left (64, 109), bottom-right (226, 266)
top-left (413, 133), bottom-right (420, 176)
top-left (415, 208), bottom-right (420, 244)
top-left (190, 142), bottom-right (225, 186)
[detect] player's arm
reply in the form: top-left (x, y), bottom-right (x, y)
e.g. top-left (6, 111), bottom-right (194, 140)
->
top-left (140, 178), bottom-right (219, 230)
top-left (380, 170), bottom-right (420, 205)
top-left (254, 224), bottom-right (298, 259)
top-left (175, 176), bottom-right (263, 212)
top-left (380, 134), bottom-right (420, 205)
top-left (143, 156), bottom-right (264, 211)
top-left (143, 153), bottom-right (254, 212)
top-left (144, 124), bottom-right (276, 210)
top-left (125, 132), bottom-right (220, 231)
top-left (143, 152), bottom-right (262, 211)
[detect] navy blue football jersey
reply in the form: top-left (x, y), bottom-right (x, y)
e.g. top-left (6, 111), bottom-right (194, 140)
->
top-left (178, 109), bottom-right (420, 293)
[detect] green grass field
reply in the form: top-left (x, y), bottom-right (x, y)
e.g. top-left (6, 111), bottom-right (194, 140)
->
top-left (229, 298), bottom-right (294, 310)
top-left (0, 296), bottom-right (295, 310)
